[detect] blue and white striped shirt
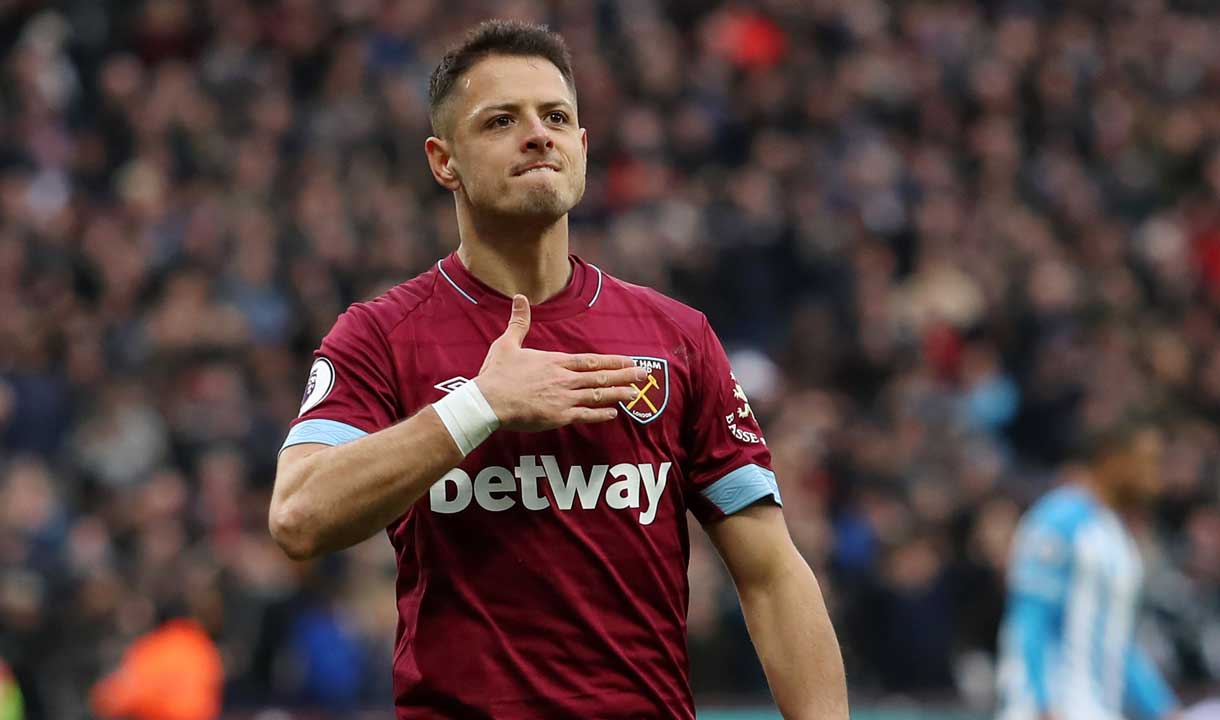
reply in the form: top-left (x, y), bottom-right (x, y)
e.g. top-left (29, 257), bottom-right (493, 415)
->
top-left (996, 485), bottom-right (1176, 720)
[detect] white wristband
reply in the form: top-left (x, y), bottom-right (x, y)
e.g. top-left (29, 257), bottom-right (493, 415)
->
top-left (432, 379), bottom-right (500, 456)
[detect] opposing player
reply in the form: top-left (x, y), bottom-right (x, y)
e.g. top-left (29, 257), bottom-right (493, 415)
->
top-left (996, 422), bottom-right (1181, 720)
top-left (269, 19), bottom-right (848, 720)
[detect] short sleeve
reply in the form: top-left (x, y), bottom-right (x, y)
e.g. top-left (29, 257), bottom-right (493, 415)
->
top-left (682, 317), bottom-right (779, 524)
top-left (1008, 518), bottom-right (1073, 604)
top-left (281, 305), bottom-right (400, 451)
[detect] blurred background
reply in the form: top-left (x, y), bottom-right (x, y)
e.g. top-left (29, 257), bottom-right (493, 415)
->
top-left (1, 0), bottom-right (1219, 718)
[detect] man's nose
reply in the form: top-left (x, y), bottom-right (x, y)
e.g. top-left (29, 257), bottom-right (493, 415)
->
top-left (520, 116), bottom-right (555, 153)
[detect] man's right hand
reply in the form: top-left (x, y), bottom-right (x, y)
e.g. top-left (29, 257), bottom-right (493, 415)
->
top-left (475, 294), bottom-right (647, 432)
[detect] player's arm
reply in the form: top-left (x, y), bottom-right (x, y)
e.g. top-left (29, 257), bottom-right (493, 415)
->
top-left (272, 413), bottom-right (460, 559)
top-left (680, 316), bottom-right (846, 719)
top-left (1123, 644), bottom-right (1179, 720)
top-left (270, 296), bottom-right (645, 559)
top-left (1005, 591), bottom-right (1059, 720)
top-left (1004, 519), bottom-right (1072, 720)
top-left (705, 504), bottom-right (848, 720)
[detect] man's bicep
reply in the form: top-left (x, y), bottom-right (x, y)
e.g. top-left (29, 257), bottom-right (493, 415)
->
top-left (272, 443), bottom-right (330, 505)
top-left (276, 442), bottom-right (329, 473)
top-left (705, 503), bottom-right (799, 590)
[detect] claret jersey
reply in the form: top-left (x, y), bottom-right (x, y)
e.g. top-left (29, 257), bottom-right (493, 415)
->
top-left (282, 252), bottom-right (780, 719)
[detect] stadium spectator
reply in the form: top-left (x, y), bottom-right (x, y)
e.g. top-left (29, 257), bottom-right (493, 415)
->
top-left (90, 616), bottom-right (223, 720)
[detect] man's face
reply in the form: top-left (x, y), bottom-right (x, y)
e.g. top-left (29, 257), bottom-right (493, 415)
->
top-left (432, 55), bottom-right (586, 222)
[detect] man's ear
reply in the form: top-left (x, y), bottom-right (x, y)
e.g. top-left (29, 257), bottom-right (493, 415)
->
top-left (424, 136), bottom-right (461, 192)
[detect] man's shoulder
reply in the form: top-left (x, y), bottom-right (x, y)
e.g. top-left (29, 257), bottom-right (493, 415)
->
top-left (1008, 487), bottom-right (1096, 583)
top-left (597, 268), bottom-right (709, 339)
top-left (1022, 485), bottom-right (1099, 541)
top-left (335, 264), bottom-right (445, 338)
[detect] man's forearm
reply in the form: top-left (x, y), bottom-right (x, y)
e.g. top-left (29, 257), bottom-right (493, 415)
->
top-left (270, 407), bottom-right (463, 559)
top-left (738, 554), bottom-right (848, 720)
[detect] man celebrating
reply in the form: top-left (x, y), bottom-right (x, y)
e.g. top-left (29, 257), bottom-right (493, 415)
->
top-left (270, 20), bottom-right (847, 719)
top-left (996, 422), bottom-right (1181, 720)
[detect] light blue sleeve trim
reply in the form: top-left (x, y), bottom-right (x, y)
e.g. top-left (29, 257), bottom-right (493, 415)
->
top-left (281, 419), bottom-right (368, 452)
top-left (1124, 645), bottom-right (1176, 720)
top-left (701, 464), bottom-right (782, 516)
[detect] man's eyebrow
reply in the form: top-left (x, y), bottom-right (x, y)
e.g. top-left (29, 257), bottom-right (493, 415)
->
top-left (467, 99), bottom-right (575, 120)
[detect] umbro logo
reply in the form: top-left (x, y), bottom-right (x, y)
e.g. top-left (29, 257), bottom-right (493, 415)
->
top-left (434, 376), bottom-right (470, 394)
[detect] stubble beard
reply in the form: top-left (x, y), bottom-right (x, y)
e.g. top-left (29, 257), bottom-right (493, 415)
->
top-left (518, 183), bottom-right (572, 219)
top-left (482, 173), bottom-right (586, 225)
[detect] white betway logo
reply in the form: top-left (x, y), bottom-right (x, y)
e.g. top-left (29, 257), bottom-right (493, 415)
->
top-left (429, 455), bottom-right (670, 526)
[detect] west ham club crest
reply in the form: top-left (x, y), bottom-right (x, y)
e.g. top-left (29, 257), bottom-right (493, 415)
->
top-left (620, 356), bottom-right (668, 424)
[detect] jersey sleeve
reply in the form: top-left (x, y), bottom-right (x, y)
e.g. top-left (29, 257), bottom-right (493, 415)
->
top-left (1001, 591), bottom-right (1059, 713)
top-left (281, 304), bottom-right (400, 451)
top-left (1009, 515), bottom-right (1074, 604)
top-left (1003, 515), bottom-right (1073, 711)
top-left (681, 317), bottom-right (779, 524)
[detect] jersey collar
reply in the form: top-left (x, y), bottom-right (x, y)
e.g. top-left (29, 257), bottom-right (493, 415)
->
top-left (438, 252), bottom-right (604, 321)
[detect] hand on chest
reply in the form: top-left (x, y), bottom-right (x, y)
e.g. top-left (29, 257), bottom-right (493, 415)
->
top-left (413, 317), bottom-right (688, 440)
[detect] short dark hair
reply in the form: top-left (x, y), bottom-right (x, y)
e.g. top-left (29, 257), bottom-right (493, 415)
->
top-left (428, 20), bottom-right (576, 137)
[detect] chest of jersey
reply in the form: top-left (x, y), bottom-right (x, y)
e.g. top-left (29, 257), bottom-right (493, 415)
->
top-left (398, 309), bottom-right (696, 530)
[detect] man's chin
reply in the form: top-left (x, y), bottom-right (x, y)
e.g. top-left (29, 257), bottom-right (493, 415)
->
top-left (489, 194), bottom-right (573, 223)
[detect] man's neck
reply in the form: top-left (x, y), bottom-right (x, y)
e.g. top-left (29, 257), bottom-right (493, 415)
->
top-left (1078, 477), bottom-right (1139, 526)
top-left (454, 204), bottom-right (572, 303)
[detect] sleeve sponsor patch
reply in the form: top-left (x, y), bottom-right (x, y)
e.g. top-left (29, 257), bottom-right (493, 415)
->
top-left (725, 371), bottom-right (765, 444)
top-left (298, 357), bottom-right (336, 416)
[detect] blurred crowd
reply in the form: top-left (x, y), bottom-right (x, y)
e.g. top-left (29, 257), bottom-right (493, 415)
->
top-left (2, 0), bottom-right (1220, 716)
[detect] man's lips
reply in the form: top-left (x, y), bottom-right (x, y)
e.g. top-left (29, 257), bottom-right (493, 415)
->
top-left (513, 162), bottom-right (561, 176)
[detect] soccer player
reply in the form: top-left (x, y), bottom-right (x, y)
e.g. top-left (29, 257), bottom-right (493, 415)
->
top-left (269, 19), bottom-right (848, 720)
top-left (996, 423), bottom-right (1182, 720)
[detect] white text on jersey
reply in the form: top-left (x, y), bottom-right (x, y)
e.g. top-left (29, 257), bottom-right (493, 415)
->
top-left (429, 455), bottom-right (671, 526)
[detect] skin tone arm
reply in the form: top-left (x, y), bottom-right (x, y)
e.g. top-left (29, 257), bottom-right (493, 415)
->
top-left (269, 295), bottom-right (648, 560)
top-left (706, 504), bottom-right (849, 720)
